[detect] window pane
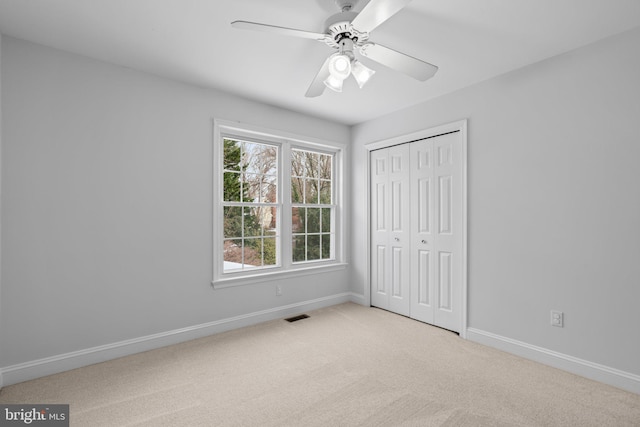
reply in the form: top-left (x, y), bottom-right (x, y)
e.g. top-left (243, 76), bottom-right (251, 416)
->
top-left (243, 142), bottom-right (277, 177)
top-left (263, 237), bottom-right (277, 267)
top-left (239, 142), bottom-right (248, 169)
top-left (319, 154), bottom-right (332, 180)
top-left (304, 179), bottom-right (318, 204)
top-left (223, 139), bottom-right (242, 171)
top-left (321, 234), bottom-right (331, 259)
top-left (223, 172), bottom-right (242, 202)
top-left (307, 208), bottom-right (320, 233)
top-left (253, 206), bottom-right (275, 234)
top-left (263, 176), bottom-right (277, 203)
top-left (243, 239), bottom-right (262, 267)
top-left (243, 173), bottom-right (260, 203)
top-left (319, 180), bottom-right (331, 204)
top-left (223, 239), bottom-right (243, 271)
top-left (243, 207), bottom-right (262, 237)
top-left (223, 207), bottom-right (242, 238)
top-left (307, 235), bottom-right (321, 261)
top-left (255, 145), bottom-right (277, 176)
top-left (305, 152), bottom-right (319, 178)
top-left (291, 177), bottom-right (303, 203)
top-left (321, 208), bottom-right (331, 233)
top-left (292, 236), bottom-right (306, 262)
top-left (264, 207), bottom-right (278, 235)
top-left (291, 150), bottom-right (305, 177)
top-left (292, 207), bottom-right (304, 233)
top-left (242, 142), bottom-right (260, 174)
top-left (292, 149), bottom-right (320, 178)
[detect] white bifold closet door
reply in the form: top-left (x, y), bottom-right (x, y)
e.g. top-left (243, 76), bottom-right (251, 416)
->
top-left (370, 143), bottom-right (411, 316)
top-left (370, 131), bottom-right (463, 332)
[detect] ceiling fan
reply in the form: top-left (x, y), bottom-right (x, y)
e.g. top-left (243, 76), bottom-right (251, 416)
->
top-left (231, 0), bottom-right (438, 97)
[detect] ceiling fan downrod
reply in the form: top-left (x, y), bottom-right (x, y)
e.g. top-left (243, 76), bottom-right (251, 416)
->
top-left (335, 0), bottom-right (356, 13)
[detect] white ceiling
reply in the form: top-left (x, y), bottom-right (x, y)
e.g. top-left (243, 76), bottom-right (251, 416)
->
top-left (1, 0), bottom-right (640, 125)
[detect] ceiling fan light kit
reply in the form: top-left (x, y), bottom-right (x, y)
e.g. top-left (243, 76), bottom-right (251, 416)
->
top-left (231, 0), bottom-right (438, 97)
top-left (321, 37), bottom-right (375, 92)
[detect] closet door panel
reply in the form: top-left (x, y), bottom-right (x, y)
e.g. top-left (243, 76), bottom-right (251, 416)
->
top-left (370, 149), bottom-right (389, 310)
top-left (410, 140), bottom-right (436, 323)
top-left (387, 144), bottom-right (411, 316)
top-left (370, 144), bottom-right (410, 316)
top-left (432, 132), bottom-right (463, 332)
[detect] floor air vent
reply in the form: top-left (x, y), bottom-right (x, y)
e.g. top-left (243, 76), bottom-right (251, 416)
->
top-left (285, 314), bottom-right (309, 323)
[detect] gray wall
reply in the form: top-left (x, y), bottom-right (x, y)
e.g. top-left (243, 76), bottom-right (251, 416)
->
top-left (0, 33), bottom-right (3, 369)
top-left (0, 37), bottom-right (351, 368)
top-left (351, 27), bottom-right (640, 376)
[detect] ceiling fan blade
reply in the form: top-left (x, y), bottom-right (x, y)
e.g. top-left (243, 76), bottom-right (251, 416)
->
top-left (351, 0), bottom-right (413, 33)
top-left (231, 21), bottom-right (327, 41)
top-left (360, 43), bottom-right (438, 81)
top-left (305, 55), bottom-right (333, 97)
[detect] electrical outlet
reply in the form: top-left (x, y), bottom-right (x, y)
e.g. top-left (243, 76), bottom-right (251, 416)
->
top-left (551, 310), bottom-right (564, 327)
top-left (276, 285), bottom-right (282, 296)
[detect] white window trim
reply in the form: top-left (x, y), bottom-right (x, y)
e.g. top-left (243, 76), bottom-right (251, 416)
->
top-left (212, 119), bottom-right (347, 288)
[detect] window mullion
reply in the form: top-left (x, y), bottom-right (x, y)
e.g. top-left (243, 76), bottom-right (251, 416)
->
top-left (213, 131), bottom-right (224, 279)
top-left (332, 148), bottom-right (341, 262)
top-left (280, 141), bottom-right (293, 269)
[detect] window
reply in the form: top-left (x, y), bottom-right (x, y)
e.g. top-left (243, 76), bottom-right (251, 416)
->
top-left (291, 149), bottom-right (334, 263)
top-left (222, 139), bottom-right (278, 272)
top-left (213, 120), bottom-right (345, 287)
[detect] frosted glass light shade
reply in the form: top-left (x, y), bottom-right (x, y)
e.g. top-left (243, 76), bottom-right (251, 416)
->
top-left (351, 60), bottom-right (376, 88)
top-left (327, 54), bottom-right (351, 79)
top-left (324, 74), bottom-right (344, 92)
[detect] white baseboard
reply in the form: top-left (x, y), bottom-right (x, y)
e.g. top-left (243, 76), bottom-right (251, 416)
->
top-left (0, 292), bottom-right (354, 388)
top-left (466, 327), bottom-right (640, 395)
top-left (348, 292), bottom-right (366, 305)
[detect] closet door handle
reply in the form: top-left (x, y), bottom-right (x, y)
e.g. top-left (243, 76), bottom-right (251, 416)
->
top-left (421, 240), bottom-right (427, 244)
top-left (394, 237), bottom-right (400, 242)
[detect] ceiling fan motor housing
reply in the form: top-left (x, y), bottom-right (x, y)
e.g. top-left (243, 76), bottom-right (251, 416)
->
top-left (324, 11), bottom-right (368, 48)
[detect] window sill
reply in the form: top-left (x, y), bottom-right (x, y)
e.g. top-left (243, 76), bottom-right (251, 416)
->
top-left (211, 262), bottom-right (348, 289)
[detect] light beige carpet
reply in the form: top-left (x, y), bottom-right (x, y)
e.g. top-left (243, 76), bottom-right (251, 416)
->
top-left (1, 303), bottom-right (639, 426)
